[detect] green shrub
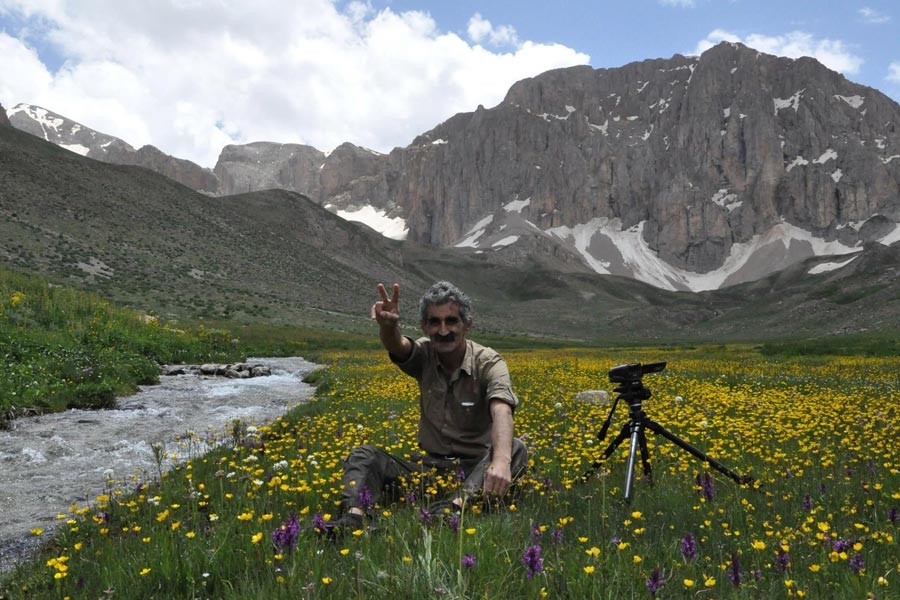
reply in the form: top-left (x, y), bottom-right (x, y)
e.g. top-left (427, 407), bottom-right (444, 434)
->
top-left (0, 267), bottom-right (244, 424)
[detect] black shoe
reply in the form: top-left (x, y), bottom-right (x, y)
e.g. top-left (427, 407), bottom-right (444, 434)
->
top-left (319, 512), bottom-right (366, 540)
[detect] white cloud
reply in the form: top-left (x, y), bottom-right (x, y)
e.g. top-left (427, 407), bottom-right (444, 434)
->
top-left (859, 7), bottom-right (890, 24)
top-left (0, 32), bottom-right (54, 102)
top-left (693, 29), bottom-right (863, 75)
top-left (888, 62), bottom-right (900, 83)
top-left (0, 1), bottom-right (587, 167)
top-left (467, 13), bottom-right (519, 47)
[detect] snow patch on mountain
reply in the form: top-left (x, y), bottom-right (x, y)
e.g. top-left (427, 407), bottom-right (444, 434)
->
top-left (879, 222), bottom-right (900, 246)
top-left (814, 149), bottom-right (837, 164)
top-left (60, 143), bottom-right (90, 156)
top-left (335, 205), bottom-right (408, 240)
top-left (503, 197), bottom-right (531, 213)
top-left (547, 218), bottom-right (862, 291)
top-left (834, 94), bottom-right (865, 109)
top-left (774, 90), bottom-right (804, 114)
top-left (455, 215), bottom-right (495, 248)
top-left (808, 256), bottom-right (858, 275)
top-left (10, 104), bottom-right (64, 140)
top-left (711, 188), bottom-right (741, 212)
top-left (786, 156), bottom-right (809, 171)
top-left (493, 236), bottom-right (519, 248)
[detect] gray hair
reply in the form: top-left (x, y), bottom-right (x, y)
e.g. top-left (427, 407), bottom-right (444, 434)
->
top-left (419, 281), bottom-right (473, 325)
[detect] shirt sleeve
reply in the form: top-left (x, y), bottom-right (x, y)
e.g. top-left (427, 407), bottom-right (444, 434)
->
top-left (483, 357), bottom-right (519, 410)
top-left (390, 336), bottom-right (426, 379)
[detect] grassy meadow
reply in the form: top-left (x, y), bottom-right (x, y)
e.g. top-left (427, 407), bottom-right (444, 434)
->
top-left (2, 341), bottom-right (898, 599)
top-left (0, 268), bottom-right (242, 425)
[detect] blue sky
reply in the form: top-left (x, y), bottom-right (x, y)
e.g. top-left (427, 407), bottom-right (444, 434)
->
top-left (1, 1), bottom-right (897, 167)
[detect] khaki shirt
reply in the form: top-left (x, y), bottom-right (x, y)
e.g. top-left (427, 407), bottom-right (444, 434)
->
top-left (392, 336), bottom-right (518, 459)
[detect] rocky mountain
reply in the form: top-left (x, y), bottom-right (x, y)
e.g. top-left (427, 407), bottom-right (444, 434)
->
top-left (219, 42), bottom-right (900, 291)
top-left (347, 41), bottom-right (900, 291)
top-left (6, 104), bottom-right (218, 193)
top-left (1, 119), bottom-right (898, 343)
top-left (6, 42), bottom-right (900, 292)
top-left (0, 103), bottom-right (10, 127)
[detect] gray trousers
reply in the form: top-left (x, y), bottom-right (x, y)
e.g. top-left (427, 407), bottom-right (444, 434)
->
top-left (340, 439), bottom-right (528, 512)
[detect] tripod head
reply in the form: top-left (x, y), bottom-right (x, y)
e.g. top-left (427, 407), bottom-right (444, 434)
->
top-left (609, 362), bottom-right (666, 407)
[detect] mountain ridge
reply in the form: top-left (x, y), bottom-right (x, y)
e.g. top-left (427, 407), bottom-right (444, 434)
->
top-left (5, 42), bottom-right (899, 294)
top-left (2, 122), bottom-right (898, 344)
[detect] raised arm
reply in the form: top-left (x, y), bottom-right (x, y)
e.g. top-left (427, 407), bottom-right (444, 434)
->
top-left (371, 282), bottom-right (412, 361)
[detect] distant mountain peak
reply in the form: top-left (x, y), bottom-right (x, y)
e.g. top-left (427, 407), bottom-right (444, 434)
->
top-left (9, 103), bottom-right (217, 193)
top-left (8, 103), bottom-right (131, 156)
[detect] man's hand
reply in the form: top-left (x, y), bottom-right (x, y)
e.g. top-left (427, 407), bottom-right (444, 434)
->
top-left (483, 459), bottom-right (513, 496)
top-left (373, 283), bottom-right (412, 361)
top-left (371, 283), bottom-right (400, 328)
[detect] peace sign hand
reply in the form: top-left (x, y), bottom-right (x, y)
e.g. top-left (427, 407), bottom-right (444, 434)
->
top-left (371, 283), bottom-right (401, 328)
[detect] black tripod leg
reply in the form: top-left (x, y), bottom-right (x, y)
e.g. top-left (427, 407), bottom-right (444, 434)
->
top-left (638, 429), bottom-right (653, 486)
top-left (643, 419), bottom-right (753, 485)
top-left (603, 422), bottom-right (632, 460)
top-left (582, 422), bottom-right (632, 481)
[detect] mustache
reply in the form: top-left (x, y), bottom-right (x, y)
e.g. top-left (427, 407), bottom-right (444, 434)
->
top-left (431, 333), bottom-right (456, 343)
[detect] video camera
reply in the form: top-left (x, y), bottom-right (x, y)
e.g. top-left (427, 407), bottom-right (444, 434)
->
top-left (608, 361), bottom-right (666, 385)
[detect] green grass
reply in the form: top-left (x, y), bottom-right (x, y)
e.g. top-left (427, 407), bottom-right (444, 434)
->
top-left (759, 331), bottom-right (900, 357)
top-left (0, 267), bottom-right (242, 424)
top-left (2, 345), bottom-right (898, 599)
top-left (1, 268), bottom-right (898, 597)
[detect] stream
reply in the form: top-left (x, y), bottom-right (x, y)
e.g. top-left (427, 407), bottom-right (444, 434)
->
top-left (0, 357), bottom-right (317, 572)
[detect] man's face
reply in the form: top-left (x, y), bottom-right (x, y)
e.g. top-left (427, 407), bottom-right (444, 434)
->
top-left (422, 302), bottom-right (470, 356)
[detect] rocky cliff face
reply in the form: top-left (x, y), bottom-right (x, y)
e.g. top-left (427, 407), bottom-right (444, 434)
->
top-left (212, 140), bottom-right (391, 207)
top-left (0, 104), bottom-right (10, 127)
top-left (374, 42), bottom-right (899, 280)
top-left (109, 144), bottom-right (219, 193)
top-left (213, 141), bottom-right (325, 196)
top-left (8, 104), bottom-right (217, 193)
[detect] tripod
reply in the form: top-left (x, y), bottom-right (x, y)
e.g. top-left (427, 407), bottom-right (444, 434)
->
top-left (582, 362), bottom-right (753, 503)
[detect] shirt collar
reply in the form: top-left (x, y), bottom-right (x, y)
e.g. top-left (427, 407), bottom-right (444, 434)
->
top-left (432, 338), bottom-right (473, 378)
top-left (459, 339), bottom-right (474, 375)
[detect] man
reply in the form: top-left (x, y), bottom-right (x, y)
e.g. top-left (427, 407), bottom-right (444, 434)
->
top-left (326, 281), bottom-right (528, 533)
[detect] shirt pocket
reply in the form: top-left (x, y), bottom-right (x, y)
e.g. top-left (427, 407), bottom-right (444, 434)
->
top-left (451, 380), bottom-right (485, 433)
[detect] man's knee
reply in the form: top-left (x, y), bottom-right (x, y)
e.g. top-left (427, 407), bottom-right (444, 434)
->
top-left (347, 444), bottom-right (379, 461)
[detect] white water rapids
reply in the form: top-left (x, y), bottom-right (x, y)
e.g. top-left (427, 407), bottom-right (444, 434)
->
top-left (0, 357), bottom-right (317, 572)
